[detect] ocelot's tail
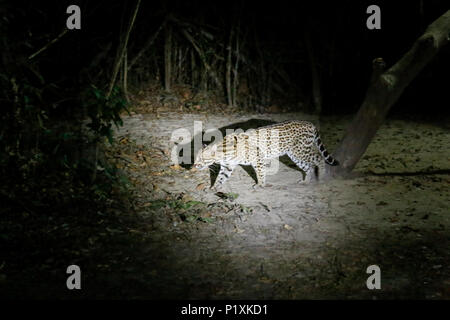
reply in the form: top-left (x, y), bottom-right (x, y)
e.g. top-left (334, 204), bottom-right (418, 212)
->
top-left (314, 133), bottom-right (339, 166)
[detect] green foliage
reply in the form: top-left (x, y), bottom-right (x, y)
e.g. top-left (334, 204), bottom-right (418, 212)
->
top-left (181, 213), bottom-right (213, 223)
top-left (0, 66), bottom-right (47, 178)
top-left (215, 192), bottom-right (239, 201)
top-left (82, 85), bottom-right (129, 143)
top-left (0, 61), bottom-right (129, 227)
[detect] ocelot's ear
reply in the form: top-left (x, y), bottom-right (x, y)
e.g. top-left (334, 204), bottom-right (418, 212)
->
top-left (202, 143), bottom-right (207, 148)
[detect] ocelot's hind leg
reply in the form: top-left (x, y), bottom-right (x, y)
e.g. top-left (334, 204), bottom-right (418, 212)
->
top-left (304, 152), bottom-right (324, 183)
top-left (286, 151), bottom-right (314, 183)
top-left (304, 166), bottom-right (319, 183)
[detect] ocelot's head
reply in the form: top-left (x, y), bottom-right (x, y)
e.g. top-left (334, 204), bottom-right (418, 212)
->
top-left (193, 143), bottom-right (221, 170)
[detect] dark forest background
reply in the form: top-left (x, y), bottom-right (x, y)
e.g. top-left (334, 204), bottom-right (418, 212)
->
top-left (2, 0), bottom-right (449, 115)
top-left (0, 0), bottom-right (449, 299)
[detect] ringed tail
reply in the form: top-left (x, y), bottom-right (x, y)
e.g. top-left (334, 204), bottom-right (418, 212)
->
top-left (314, 133), bottom-right (339, 166)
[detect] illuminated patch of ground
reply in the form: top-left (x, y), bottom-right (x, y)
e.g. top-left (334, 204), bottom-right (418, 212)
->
top-left (106, 112), bottom-right (449, 299)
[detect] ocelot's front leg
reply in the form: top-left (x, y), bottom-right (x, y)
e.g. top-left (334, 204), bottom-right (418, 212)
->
top-left (304, 166), bottom-right (319, 183)
top-left (253, 157), bottom-right (267, 187)
top-left (212, 163), bottom-right (235, 189)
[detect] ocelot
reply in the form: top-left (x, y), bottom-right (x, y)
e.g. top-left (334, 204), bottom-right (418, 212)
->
top-left (193, 120), bottom-right (339, 188)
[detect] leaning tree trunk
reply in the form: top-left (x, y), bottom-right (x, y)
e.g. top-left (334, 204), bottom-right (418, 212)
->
top-left (326, 10), bottom-right (450, 179)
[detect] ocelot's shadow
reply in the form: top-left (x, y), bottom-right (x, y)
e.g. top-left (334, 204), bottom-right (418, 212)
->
top-left (177, 118), bottom-right (302, 186)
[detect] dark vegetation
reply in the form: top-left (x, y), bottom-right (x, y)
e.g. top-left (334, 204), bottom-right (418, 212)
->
top-left (0, 0), bottom-right (448, 298)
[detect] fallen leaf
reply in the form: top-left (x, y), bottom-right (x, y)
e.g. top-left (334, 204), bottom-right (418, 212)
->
top-left (196, 183), bottom-right (206, 191)
top-left (200, 211), bottom-right (212, 218)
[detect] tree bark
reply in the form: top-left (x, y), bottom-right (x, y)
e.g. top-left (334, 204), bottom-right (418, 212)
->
top-left (164, 24), bottom-right (172, 91)
top-left (326, 10), bottom-right (450, 178)
top-left (123, 49), bottom-right (129, 102)
top-left (232, 26), bottom-right (241, 107)
top-left (226, 27), bottom-right (233, 106)
top-left (190, 49), bottom-right (197, 84)
top-left (304, 28), bottom-right (322, 115)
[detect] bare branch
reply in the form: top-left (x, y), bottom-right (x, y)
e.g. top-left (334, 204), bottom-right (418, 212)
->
top-left (106, 0), bottom-right (141, 99)
top-left (128, 19), bottom-right (166, 71)
top-left (180, 28), bottom-right (222, 88)
top-left (28, 29), bottom-right (68, 60)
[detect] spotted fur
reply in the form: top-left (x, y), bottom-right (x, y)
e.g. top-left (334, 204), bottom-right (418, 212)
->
top-left (194, 120), bottom-right (338, 187)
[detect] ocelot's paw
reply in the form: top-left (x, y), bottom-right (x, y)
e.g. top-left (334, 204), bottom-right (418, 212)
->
top-left (298, 178), bottom-right (317, 185)
top-left (211, 184), bottom-right (225, 192)
top-left (252, 183), bottom-right (271, 190)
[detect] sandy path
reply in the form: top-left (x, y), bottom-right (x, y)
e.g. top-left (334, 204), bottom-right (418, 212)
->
top-left (112, 112), bottom-right (450, 299)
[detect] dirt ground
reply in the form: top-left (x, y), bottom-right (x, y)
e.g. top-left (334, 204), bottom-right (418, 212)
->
top-left (109, 111), bottom-right (450, 299)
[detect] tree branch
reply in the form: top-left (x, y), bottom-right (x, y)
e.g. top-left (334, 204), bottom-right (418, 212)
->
top-left (128, 19), bottom-right (166, 71)
top-left (28, 29), bottom-right (68, 60)
top-left (106, 0), bottom-right (141, 99)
